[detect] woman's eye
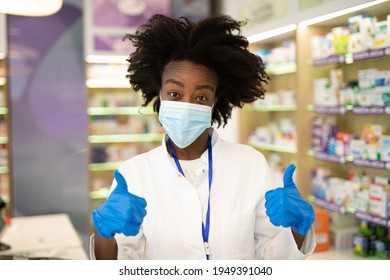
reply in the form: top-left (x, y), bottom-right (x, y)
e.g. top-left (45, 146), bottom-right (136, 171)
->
top-left (168, 91), bottom-right (179, 98)
top-left (196, 96), bottom-right (208, 102)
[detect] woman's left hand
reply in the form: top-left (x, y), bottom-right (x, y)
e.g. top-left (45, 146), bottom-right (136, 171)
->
top-left (264, 164), bottom-right (315, 235)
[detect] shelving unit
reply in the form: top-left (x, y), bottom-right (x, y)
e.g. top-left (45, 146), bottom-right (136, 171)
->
top-left (0, 56), bottom-right (11, 217)
top-left (295, 1), bottom-right (390, 259)
top-left (309, 196), bottom-right (390, 228)
top-left (285, 0), bottom-right (390, 198)
top-left (241, 37), bottom-right (298, 187)
top-left (86, 62), bottom-right (164, 229)
top-left (238, 1), bottom-right (390, 258)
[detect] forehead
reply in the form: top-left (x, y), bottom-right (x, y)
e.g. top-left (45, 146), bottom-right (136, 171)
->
top-left (162, 60), bottom-right (217, 84)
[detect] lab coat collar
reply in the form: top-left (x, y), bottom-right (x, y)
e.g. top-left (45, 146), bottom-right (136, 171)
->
top-left (162, 127), bottom-right (219, 168)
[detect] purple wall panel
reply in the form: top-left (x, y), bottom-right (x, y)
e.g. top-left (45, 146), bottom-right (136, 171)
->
top-left (8, 3), bottom-right (89, 239)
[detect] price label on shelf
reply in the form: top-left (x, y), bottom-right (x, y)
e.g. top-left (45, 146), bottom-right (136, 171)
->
top-left (353, 158), bottom-right (390, 170)
top-left (352, 106), bottom-right (390, 115)
top-left (313, 198), bottom-right (346, 214)
top-left (315, 152), bottom-right (346, 164)
top-left (355, 210), bottom-right (390, 228)
top-left (314, 105), bottom-right (346, 114)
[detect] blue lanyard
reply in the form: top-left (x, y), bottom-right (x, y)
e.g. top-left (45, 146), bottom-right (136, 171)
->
top-left (168, 136), bottom-right (213, 260)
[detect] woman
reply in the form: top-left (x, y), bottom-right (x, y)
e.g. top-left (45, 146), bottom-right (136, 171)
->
top-left (90, 14), bottom-right (316, 260)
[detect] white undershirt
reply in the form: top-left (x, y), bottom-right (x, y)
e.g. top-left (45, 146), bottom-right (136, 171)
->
top-left (179, 158), bottom-right (205, 185)
top-left (178, 158), bottom-right (208, 221)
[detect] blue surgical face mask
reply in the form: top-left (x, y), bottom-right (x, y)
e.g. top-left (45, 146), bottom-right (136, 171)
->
top-left (158, 100), bottom-right (212, 148)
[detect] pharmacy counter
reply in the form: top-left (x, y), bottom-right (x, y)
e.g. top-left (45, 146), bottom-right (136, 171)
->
top-left (0, 213), bottom-right (88, 260)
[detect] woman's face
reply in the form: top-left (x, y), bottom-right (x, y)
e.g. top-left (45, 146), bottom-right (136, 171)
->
top-left (160, 60), bottom-right (218, 107)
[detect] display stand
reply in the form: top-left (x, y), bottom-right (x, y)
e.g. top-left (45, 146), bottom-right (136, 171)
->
top-left (85, 62), bottom-right (164, 231)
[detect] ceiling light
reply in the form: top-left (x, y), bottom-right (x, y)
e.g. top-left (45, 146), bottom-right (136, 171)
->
top-left (299, 0), bottom-right (389, 27)
top-left (247, 24), bottom-right (297, 44)
top-left (0, 0), bottom-right (63, 17)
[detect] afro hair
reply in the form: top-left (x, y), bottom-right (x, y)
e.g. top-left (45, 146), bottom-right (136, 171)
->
top-left (124, 14), bottom-right (269, 127)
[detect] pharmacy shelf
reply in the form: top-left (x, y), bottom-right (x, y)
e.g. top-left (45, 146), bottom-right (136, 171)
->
top-left (311, 46), bottom-right (390, 66)
top-left (0, 57), bottom-right (11, 217)
top-left (88, 133), bottom-right (164, 144)
top-left (87, 106), bottom-right (155, 115)
top-left (308, 150), bottom-right (390, 171)
top-left (309, 195), bottom-right (353, 214)
top-left (310, 196), bottom-right (390, 228)
top-left (86, 78), bottom-right (129, 88)
top-left (89, 189), bottom-right (110, 200)
top-left (308, 105), bottom-right (350, 114)
top-left (0, 107), bottom-right (7, 114)
top-left (265, 62), bottom-right (296, 75)
top-left (307, 104), bottom-right (390, 115)
top-left (351, 106), bottom-right (390, 115)
top-left (1, 195), bottom-right (9, 203)
top-left (308, 150), bottom-right (352, 164)
top-left (352, 158), bottom-right (390, 170)
top-left (249, 142), bottom-right (297, 154)
top-left (0, 166), bottom-right (8, 174)
top-left (0, 136), bottom-right (8, 144)
top-left (85, 62), bottom-right (165, 233)
top-left (89, 162), bottom-right (121, 171)
top-left (245, 104), bottom-right (296, 112)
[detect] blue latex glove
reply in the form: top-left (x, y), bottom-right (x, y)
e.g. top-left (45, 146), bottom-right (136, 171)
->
top-left (265, 164), bottom-right (315, 235)
top-left (92, 170), bottom-right (147, 238)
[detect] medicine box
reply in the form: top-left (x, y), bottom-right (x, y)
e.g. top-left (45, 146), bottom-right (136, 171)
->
top-left (313, 207), bottom-right (330, 252)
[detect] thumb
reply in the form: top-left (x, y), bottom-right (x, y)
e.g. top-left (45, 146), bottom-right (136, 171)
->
top-left (113, 170), bottom-right (129, 194)
top-left (283, 164), bottom-right (296, 188)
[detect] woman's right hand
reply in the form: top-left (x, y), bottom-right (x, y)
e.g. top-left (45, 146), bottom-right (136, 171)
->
top-left (92, 170), bottom-right (147, 238)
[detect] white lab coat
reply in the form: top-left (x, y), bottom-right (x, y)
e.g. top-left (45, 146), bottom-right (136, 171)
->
top-left (90, 128), bottom-right (316, 259)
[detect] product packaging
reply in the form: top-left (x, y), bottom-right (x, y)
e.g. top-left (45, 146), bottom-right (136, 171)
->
top-left (331, 27), bottom-right (350, 54)
top-left (374, 20), bottom-right (389, 48)
top-left (340, 81), bottom-right (359, 105)
top-left (330, 226), bottom-right (357, 250)
top-left (354, 88), bottom-right (373, 106)
top-left (348, 14), bottom-right (376, 51)
top-left (361, 16), bottom-right (377, 50)
top-left (349, 32), bottom-right (365, 53)
top-left (372, 239), bottom-right (389, 259)
top-left (387, 192), bottom-right (390, 219)
top-left (349, 184), bottom-right (370, 212)
top-left (313, 208), bottom-right (330, 252)
top-left (311, 34), bottom-right (332, 59)
top-left (358, 69), bottom-right (377, 89)
top-left (353, 232), bottom-right (371, 257)
top-left (368, 180), bottom-right (387, 217)
top-left (388, 15), bottom-right (390, 47)
top-left (381, 135), bottom-right (390, 161)
top-left (374, 70), bottom-right (390, 106)
top-left (361, 124), bottom-right (383, 146)
top-left (350, 139), bottom-right (366, 159)
top-left (313, 78), bottom-right (331, 105)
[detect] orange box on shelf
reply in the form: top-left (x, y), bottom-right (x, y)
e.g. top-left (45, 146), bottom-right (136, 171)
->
top-left (313, 207), bottom-right (330, 252)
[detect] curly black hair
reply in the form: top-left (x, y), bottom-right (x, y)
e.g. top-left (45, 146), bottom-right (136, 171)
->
top-left (124, 14), bottom-right (269, 127)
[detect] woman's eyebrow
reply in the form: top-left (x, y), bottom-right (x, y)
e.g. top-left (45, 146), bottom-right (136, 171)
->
top-left (164, 79), bottom-right (184, 87)
top-left (195, 85), bottom-right (215, 91)
top-left (164, 79), bottom-right (215, 92)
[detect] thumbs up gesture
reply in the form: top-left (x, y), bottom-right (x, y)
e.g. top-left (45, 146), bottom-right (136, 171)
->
top-left (265, 164), bottom-right (315, 235)
top-left (92, 170), bottom-right (147, 238)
